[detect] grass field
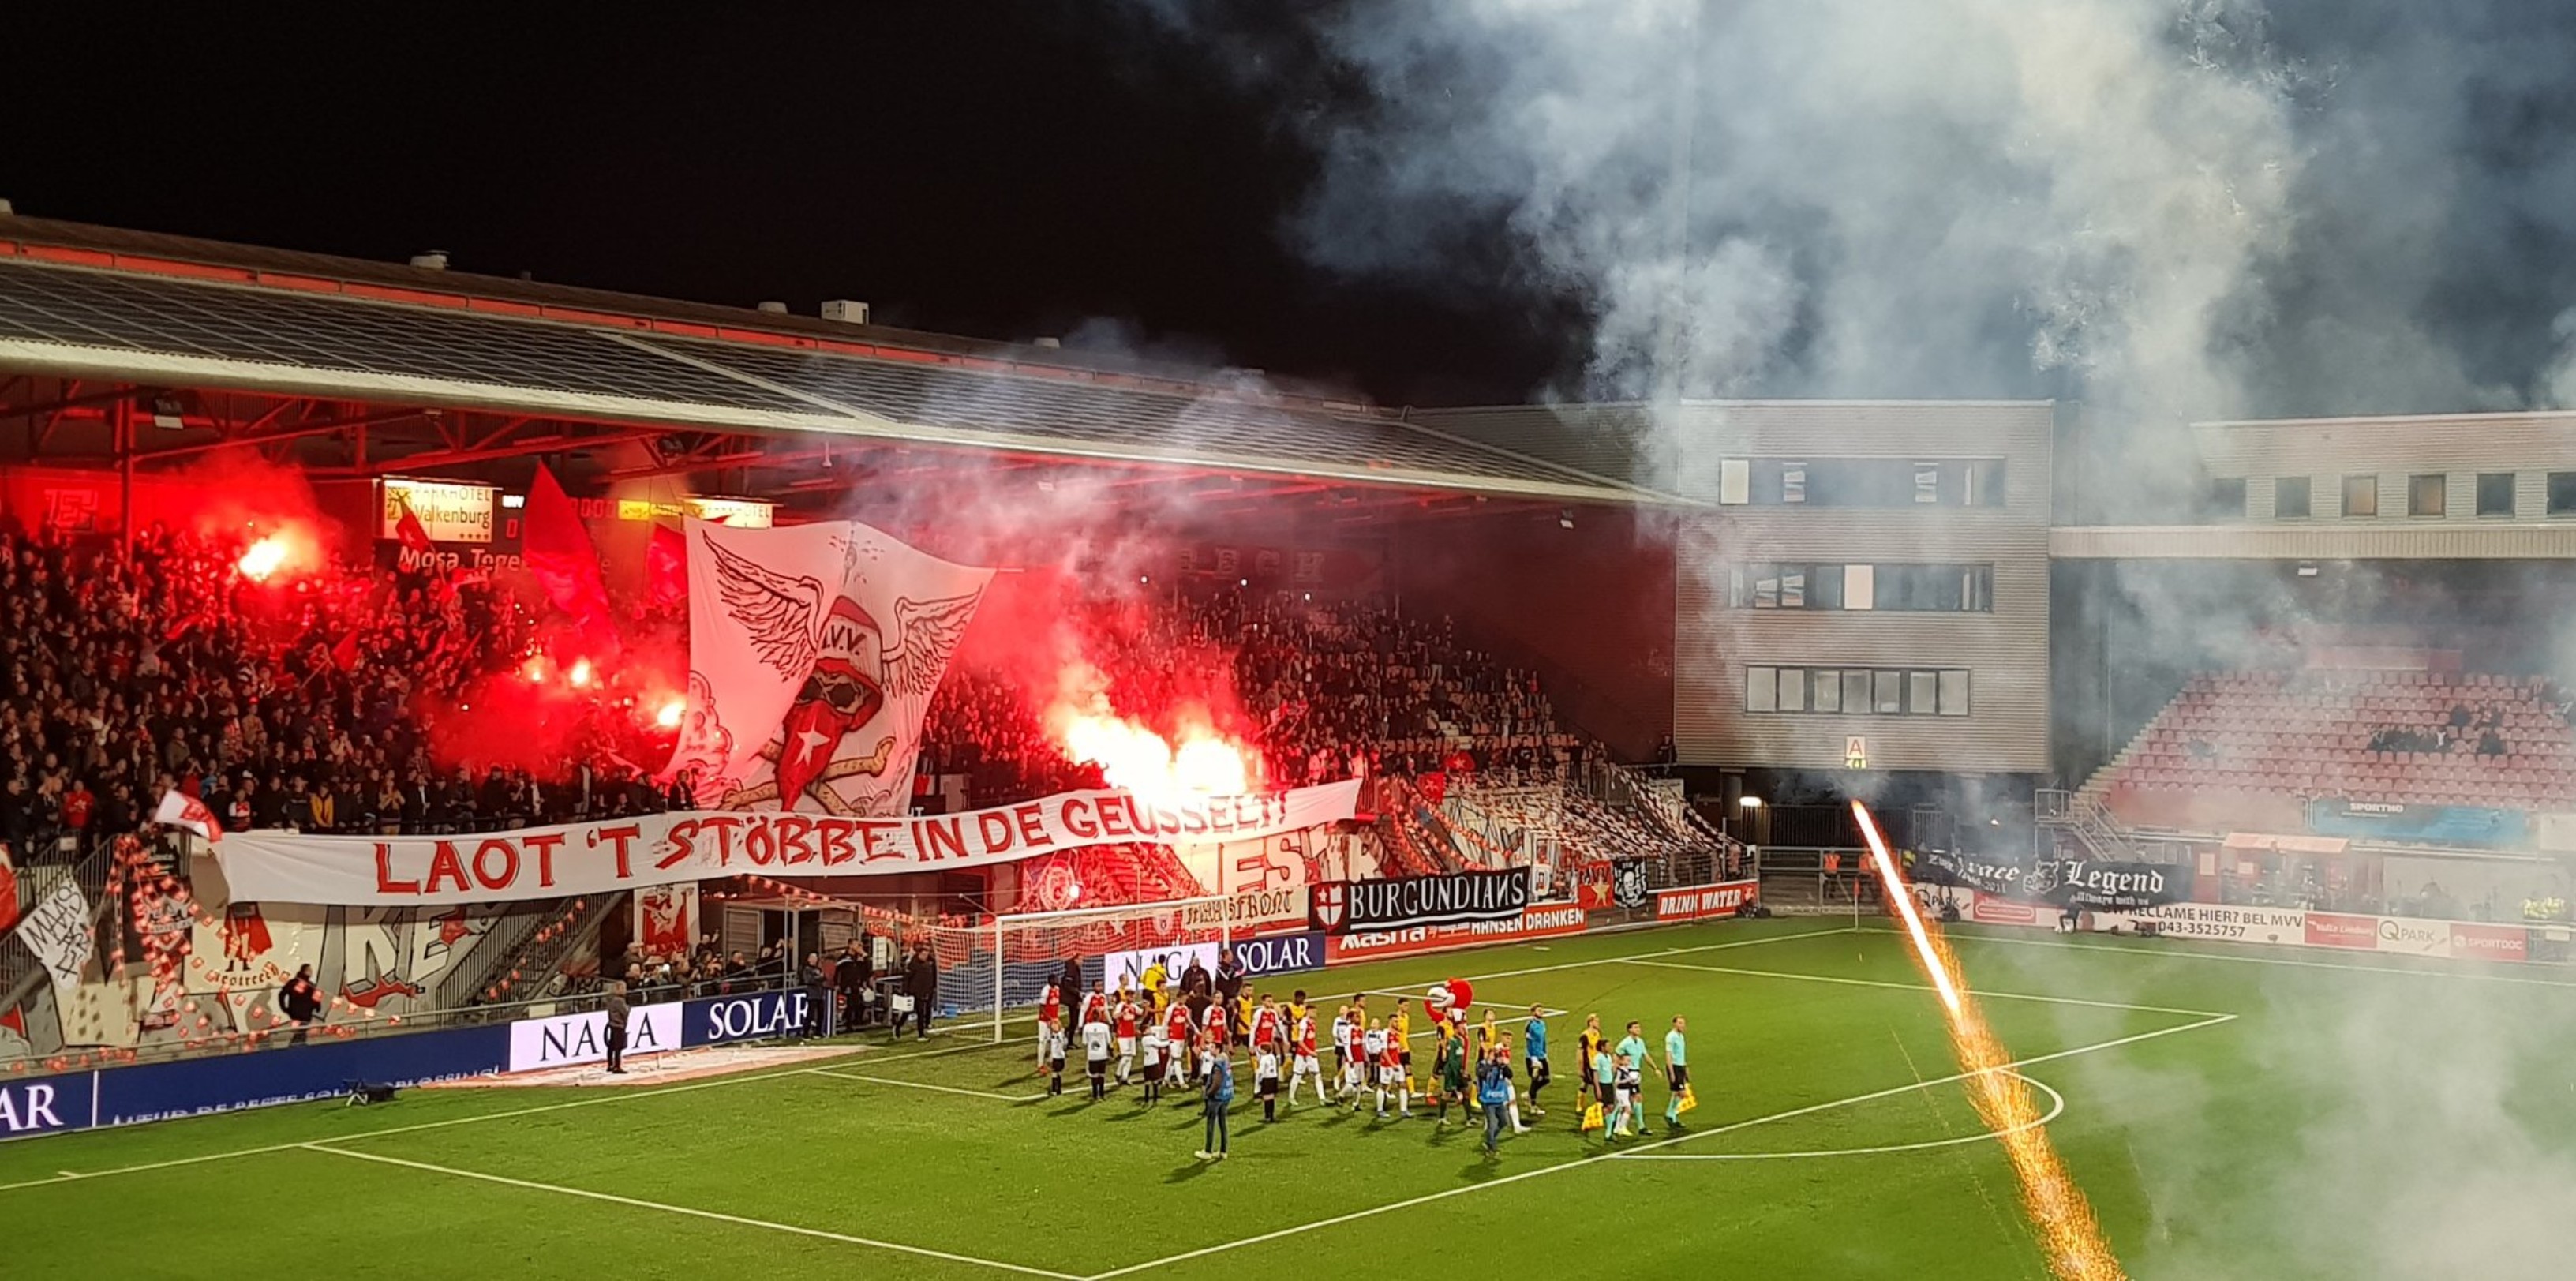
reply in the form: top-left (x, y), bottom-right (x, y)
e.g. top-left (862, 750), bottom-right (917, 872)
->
top-left (6, 917), bottom-right (2574, 1279)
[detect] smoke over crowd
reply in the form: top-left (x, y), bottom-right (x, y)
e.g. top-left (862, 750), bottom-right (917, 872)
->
top-left (1129, 2), bottom-right (2576, 1276)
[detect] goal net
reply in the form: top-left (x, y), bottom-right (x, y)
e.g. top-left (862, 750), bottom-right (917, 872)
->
top-left (915, 897), bottom-right (1236, 1043)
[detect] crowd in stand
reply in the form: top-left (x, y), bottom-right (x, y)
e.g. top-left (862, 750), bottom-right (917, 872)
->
top-left (0, 524), bottom-right (687, 865)
top-left (918, 589), bottom-right (1580, 807)
top-left (1, 526), bottom-right (1586, 869)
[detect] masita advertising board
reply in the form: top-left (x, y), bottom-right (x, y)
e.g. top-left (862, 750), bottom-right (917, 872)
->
top-left (1325, 903), bottom-right (1587, 963)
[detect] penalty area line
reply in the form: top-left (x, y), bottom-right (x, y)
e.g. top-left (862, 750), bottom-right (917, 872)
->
top-left (807, 1068), bottom-right (1046, 1102)
top-left (301, 1142), bottom-right (1080, 1279)
top-left (1616, 957), bottom-right (2234, 1020)
top-left (1080, 1011), bottom-right (2233, 1280)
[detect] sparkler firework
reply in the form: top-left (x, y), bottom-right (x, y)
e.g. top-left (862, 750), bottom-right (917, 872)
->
top-left (1850, 800), bottom-right (2127, 1280)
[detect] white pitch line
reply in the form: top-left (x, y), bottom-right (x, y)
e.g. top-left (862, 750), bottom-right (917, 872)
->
top-left (0, 1034), bottom-right (995, 1196)
top-left (1617, 957), bottom-right (2233, 1019)
top-left (1081, 1012), bottom-right (2234, 1279)
top-left (302, 1142), bottom-right (1078, 1279)
top-left (1616, 1071), bottom-right (2068, 1161)
top-left (1909, 927), bottom-right (2576, 990)
top-left (808, 1069), bottom-right (1046, 1102)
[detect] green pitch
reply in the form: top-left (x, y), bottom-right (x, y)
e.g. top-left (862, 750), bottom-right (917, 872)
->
top-left (6, 919), bottom-right (2573, 1279)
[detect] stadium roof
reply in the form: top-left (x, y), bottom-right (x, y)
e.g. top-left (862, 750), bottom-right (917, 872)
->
top-left (0, 215), bottom-right (1677, 508)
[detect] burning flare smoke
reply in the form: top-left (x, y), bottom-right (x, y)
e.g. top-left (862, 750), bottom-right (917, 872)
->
top-left (1045, 660), bottom-right (1256, 805)
top-left (1852, 800), bottom-right (2126, 1281)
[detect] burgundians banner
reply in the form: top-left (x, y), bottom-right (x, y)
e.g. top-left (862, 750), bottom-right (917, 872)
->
top-left (1915, 848), bottom-right (2193, 912)
top-left (215, 780), bottom-right (1361, 906)
top-left (1309, 867), bottom-right (1531, 933)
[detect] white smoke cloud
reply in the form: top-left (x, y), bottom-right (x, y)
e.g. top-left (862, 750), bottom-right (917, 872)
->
top-left (1133, 2), bottom-right (2576, 1276)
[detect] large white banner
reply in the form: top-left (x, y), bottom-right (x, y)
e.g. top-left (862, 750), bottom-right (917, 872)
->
top-left (665, 517), bottom-right (991, 818)
top-left (215, 779), bottom-right (1365, 906)
top-left (16, 879), bottom-right (93, 999)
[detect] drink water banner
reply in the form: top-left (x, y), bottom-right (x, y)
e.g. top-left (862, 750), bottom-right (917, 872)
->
top-left (1654, 879), bottom-right (1759, 922)
top-left (217, 779), bottom-right (1360, 905)
top-left (2306, 799), bottom-right (2529, 849)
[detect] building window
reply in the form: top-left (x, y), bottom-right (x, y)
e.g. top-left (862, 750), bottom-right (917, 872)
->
top-left (2342, 474), bottom-right (2378, 518)
top-left (2275, 476), bottom-right (2311, 519)
top-left (1914, 462), bottom-right (1941, 504)
top-left (2209, 478), bottom-right (2246, 519)
top-left (2477, 473), bottom-right (2515, 518)
top-left (2549, 472), bottom-right (2576, 516)
top-left (1966, 459), bottom-right (2007, 508)
top-left (1781, 463), bottom-right (1806, 504)
top-left (2407, 474), bottom-right (2445, 518)
top-left (1743, 667), bottom-right (1975, 717)
top-left (1777, 667), bottom-right (1807, 712)
top-left (1728, 563), bottom-right (1991, 611)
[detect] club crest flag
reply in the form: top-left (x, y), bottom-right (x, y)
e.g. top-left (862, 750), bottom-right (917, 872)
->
top-left (664, 518), bottom-right (991, 816)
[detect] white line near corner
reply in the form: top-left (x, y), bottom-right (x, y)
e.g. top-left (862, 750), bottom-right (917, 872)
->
top-left (1077, 1012), bottom-right (2234, 1280)
top-left (1616, 957), bottom-right (2234, 1019)
top-left (1910, 926), bottom-right (2576, 990)
top-left (301, 1142), bottom-right (1080, 1279)
top-left (0, 1033), bottom-right (998, 1197)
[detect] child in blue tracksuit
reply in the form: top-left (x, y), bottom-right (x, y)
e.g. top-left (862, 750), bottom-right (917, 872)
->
top-left (1199, 1033), bottom-right (1235, 1161)
top-left (1476, 1050), bottom-right (1514, 1156)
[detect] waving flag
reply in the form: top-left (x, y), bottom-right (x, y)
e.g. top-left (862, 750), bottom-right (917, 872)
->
top-left (155, 788), bottom-right (224, 845)
top-left (665, 518), bottom-right (990, 816)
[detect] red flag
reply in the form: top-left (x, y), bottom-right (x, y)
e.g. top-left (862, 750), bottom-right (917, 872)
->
top-left (647, 523), bottom-right (687, 609)
top-left (330, 630), bottom-right (363, 672)
top-left (394, 500), bottom-right (435, 554)
top-left (522, 463), bottom-right (621, 660)
top-left (1417, 770), bottom-right (1448, 805)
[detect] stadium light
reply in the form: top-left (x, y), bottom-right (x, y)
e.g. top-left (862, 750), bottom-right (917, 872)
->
top-left (1739, 796), bottom-right (1763, 809)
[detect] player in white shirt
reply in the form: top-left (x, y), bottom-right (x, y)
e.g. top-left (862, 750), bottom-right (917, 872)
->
top-left (1254, 1045), bottom-right (1282, 1122)
top-left (1287, 1009), bottom-right (1324, 1108)
top-left (1042, 1019), bottom-right (1068, 1096)
top-left (1331, 1006), bottom-right (1360, 1100)
top-left (1358, 1017), bottom-right (1391, 1116)
top-left (1081, 1017), bottom-right (1114, 1101)
top-left (1139, 1021), bottom-right (1168, 1103)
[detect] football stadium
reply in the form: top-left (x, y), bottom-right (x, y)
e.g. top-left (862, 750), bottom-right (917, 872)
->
top-left (8, 8), bottom-right (2576, 1279)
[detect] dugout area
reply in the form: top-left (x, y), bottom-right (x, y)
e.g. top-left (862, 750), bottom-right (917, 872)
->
top-left (14, 916), bottom-right (2566, 1279)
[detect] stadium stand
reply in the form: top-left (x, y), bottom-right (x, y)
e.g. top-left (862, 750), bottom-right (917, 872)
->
top-left (2095, 669), bottom-right (2576, 823)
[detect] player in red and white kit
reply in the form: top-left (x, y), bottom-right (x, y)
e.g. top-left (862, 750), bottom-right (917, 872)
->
top-left (1111, 993), bottom-right (1142, 1085)
top-left (1163, 1000), bottom-right (1195, 1099)
top-left (1249, 994), bottom-right (1282, 1063)
top-left (1200, 999), bottom-right (1232, 1081)
top-left (1287, 1006), bottom-right (1324, 1108)
top-left (1376, 1019), bottom-right (1410, 1118)
top-left (1080, 983), bottom-right (1110, 1032)
top-left (1035, 980), bottom-right (1063, 1076)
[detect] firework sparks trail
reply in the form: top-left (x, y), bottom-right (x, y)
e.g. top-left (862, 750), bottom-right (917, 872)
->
top-left (1852, 800), bottom-right (2127, 1281)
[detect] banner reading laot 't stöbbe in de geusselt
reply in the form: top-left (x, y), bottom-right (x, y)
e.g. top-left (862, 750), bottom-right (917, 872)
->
top-left (215, 780), bottom-right (1361, 907)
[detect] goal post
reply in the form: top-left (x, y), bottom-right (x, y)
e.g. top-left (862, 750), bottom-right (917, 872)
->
top-left (947, 896), bottom-right (1237, 1044)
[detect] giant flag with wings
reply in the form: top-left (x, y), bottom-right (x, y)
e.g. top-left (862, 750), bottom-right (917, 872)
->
top-left (664, 518), bottom-right (991, 816)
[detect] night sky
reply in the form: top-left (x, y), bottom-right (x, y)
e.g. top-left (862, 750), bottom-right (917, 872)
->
top-left (5, 6), bottom-right (1556, 407)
